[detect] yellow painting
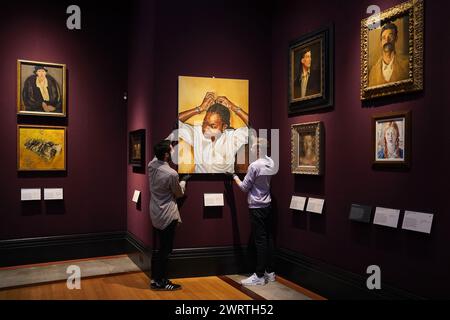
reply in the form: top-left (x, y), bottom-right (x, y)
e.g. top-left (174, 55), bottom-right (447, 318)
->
top-left (178, 76), bottom-right (249, 174)
top-left (18, 125), bottom-right (66, 171)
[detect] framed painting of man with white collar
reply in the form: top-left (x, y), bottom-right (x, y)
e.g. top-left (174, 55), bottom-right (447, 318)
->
top-left (17, 59), bottom-right (66, 117)
top-left (361, 0), bottom-right (424, 100)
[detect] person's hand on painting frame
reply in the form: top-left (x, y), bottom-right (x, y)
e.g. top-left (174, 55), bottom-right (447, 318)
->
top-left (224, 171), bottom-right (237, 179)
top-left (180, 174), bottom-right (192, 182)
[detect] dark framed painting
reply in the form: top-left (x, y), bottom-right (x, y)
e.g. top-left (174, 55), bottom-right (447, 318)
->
top-left (372, 111), bottom-right (411, 168)
top-left (361, 0), bottom-right (424, 100)
top-left (17, 59), bottom-right (66, 117)
top-left (18, 125), bottom-right (67, 171)
top-left (291, 121), bottom-right (324, 175)
top-left (129, 129), bottom-right (146, 167)
top-left (288, 25), bottom-right (334, 115)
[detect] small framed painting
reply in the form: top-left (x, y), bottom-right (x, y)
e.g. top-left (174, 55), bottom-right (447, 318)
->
top-left (372, 111), bottom-right (411, 167)
top-left (291, 121), bottom-right (324, 175)
top-left (129, 129), bottom-right (146, 167)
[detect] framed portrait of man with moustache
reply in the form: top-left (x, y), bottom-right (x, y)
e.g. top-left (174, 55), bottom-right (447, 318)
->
top-left (361, 0), bottom-right (424, 101)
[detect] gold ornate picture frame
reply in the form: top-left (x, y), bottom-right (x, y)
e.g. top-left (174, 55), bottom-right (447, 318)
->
top-left (17, 59), bottom-right (67, 117)
top-left (361, 0), bottom-right (424, 101)
top-left (291, 121), bottom-right (324, 175)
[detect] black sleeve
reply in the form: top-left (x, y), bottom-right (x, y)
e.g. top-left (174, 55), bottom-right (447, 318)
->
top-left (22, 77), bottom-right (43, 111)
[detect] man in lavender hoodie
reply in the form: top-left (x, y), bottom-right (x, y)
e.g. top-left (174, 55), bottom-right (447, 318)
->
top-left (229, 137), bottom-right (278, 286)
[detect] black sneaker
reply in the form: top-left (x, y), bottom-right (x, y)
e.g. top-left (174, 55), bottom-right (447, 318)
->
top-left (150, 279), bottom-right (182, 291)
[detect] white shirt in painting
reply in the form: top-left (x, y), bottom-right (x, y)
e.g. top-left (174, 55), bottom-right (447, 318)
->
top-left (382, 54), bottom-right (395, 82)
top-left (178, 120), bottom-right (248, 173)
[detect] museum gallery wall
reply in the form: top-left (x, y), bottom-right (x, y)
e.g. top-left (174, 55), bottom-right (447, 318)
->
top-left (271, 0), bottom-right (448, 298)
top-left (0, 2), bottom-right (129, 239)
top-left (127, 0), bottom-right (272, 249)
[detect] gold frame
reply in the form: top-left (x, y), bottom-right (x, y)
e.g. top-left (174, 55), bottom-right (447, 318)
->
top-left (17, 59), bottom-right (67, 117)
top-left (360, 0), bottom-right (424, 100)
top-left (17, 125), bottom-right (67, 171)
top-left (291, 121), bottom-right (324, 175)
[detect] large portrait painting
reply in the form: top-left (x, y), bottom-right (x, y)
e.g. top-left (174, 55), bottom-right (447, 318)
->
top-left (372, 111), bottom-right (411, 168)
top-left (178, 76), bottom-right (249, 174)
top-left (18, 125), bottom-right (67, 171)
top-left (291, 121), bottom-right (324, 175)
top-left (361, 0), bottom-right (423, 100)
top-left (17, 59), bottom-right (66, 117)
top-left (289, 25), bottom-right (334, 115)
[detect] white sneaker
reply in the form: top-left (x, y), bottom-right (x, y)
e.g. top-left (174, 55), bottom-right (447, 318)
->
top-left (264, 271), bottom-right (276, 282)
top-left (241, 273), bottom-right (266, 286)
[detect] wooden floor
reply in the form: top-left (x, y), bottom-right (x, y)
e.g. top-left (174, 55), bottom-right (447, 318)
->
top-left (0, 272), bottom-right (253, 300)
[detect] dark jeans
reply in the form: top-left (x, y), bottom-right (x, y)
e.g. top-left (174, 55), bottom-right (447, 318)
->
top-left (152, 220), bottom-right (178, 282)
top-left (250, 206), bottom-right (274, 278)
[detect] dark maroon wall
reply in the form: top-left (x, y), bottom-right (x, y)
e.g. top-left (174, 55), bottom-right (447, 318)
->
top-left (149, 0), bottom-right (273, 249)
top-left (0, 1), bottom-right (129, 239)
top-left (271, 0), bottom-right (449, 298)
top-left (127, 0), bottom-right (156, 247)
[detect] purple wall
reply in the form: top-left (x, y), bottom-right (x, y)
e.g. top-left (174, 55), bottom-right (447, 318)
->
top-left (271, 0), bottom-right (449, 298)
top-left (0, 1), bottom-right (129, 239)
top-left (128, 1), bottom-right (271, 248)
top-left (2, 0), bottom-right (448, 298)
top-left (127, 0), bottom-right (156, 247)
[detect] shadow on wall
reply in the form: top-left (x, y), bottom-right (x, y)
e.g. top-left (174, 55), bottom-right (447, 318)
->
top-left (21, 201), bottom-right (42, 216)
top-left (224, 180), bottom-right (241, 246)
top-left (45, 200), bottom-right (66, 215)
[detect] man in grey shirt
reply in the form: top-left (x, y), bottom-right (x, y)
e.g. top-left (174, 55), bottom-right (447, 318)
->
top-left (148, 140), bottom-right (189, 291)
top-left (229, 138), bottom-right (277, 286)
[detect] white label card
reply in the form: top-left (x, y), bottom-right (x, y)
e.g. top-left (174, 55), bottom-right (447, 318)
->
top-left (132, 190), bottom-right (141, 203)
top-left (204, 193), bottom-right (224, 207)
top-left (21, 188), bottom-right (41, 201)
top-left (290, 196), bottom-right (307, 211)
top-left (373, 207), bottom-right (401, 228)
top-left (44, 188), bottom-right (64, 200)
top-left (402, 211), bottom-right (433, 234)
top-left (306, 198), bottom-right (325, 214)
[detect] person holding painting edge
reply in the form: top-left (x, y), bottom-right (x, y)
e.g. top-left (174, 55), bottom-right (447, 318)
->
top-left (148, 140), bottom-right (190, 291)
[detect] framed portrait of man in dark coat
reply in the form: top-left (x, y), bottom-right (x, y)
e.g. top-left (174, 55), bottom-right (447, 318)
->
top-left (17, 60), bottom-right (66, 117)
top-left (288, 25), bottom-right (334, 115)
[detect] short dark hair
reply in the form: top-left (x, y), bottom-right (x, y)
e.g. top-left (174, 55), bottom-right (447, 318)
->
top-left (154, 140), bottom-right (171, 161)
top-left (380, 23), bottom-right (398, 40)
top-left (206, 103), bottom-right (231, 128)
top-left (300, 47), bottom-right (312, 60)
